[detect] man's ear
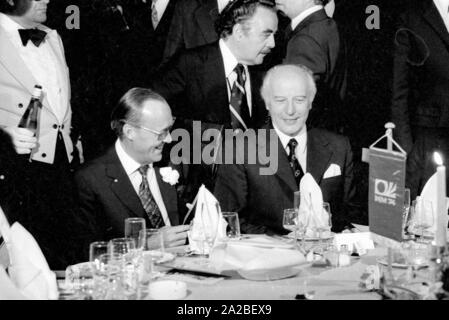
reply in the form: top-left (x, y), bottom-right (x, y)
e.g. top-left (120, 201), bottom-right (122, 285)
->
top-left (233, 23), bottom-right (245, 41)
top-left (122, 123), bottom-right (135, 140)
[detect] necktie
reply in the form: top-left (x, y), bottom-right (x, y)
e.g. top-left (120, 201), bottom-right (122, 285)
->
top-left (18, 28), bottom-right (47, 47)
top-left (138, 165), bottom-right (164, 228)
top-left (151, 0), bottom-right (159, 29)
top-left (287, 138), bottom-right (305, 188)
top-left (284, 24), bottom-right (293, 41)
top-left (230, 63), bottom-right (251, 131)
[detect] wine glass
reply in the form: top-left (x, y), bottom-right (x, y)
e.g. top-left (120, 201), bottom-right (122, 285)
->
top-left (283, 208), bottom-right (299, 248)
top-left (316, 202), bottom-right (332, 247)
top-left (411, 200), bottom-right (434, 242)
top-left (124, 217), bottom-right (146, 249)
top-left (402, 188), bottom-right (411, 239)
top-left (201, 208), bottom-right (219, 258)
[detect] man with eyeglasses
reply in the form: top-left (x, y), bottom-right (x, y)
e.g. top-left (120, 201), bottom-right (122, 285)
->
top-left (75, 88), bottom-right (190, 246)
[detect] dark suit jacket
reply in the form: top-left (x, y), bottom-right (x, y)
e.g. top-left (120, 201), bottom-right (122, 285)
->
top-left (391, 0), bottom-right (449, 154)
top-left (161, 0), bottom-right (220, 69)
top-left (406, 130), bottom-right (449, 201)
top-left (75, 146), bottom-right (182, 241)
top-left (283, 9), bottom-right (347, 131)
top-left (214, 126), bottom-right (360, 235)
top-left (153, 42), bottom-right (267, 128)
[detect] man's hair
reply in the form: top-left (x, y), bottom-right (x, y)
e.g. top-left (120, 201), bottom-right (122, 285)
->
top-left (215, 0), bottom-right (276, 39)
top-left (110, 88), bottom-right (168, 138)
top-left (0, 0), bottom-right (31, 15)
top-left (260, 64), bottom-right (317, 105)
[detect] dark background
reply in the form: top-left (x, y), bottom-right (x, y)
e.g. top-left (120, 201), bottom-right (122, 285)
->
top-left (44, 0), bottom-right (414, 218)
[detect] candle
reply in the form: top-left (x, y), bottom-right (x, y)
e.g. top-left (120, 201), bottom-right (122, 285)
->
top-left (433, 152), bottom-right (447, 247)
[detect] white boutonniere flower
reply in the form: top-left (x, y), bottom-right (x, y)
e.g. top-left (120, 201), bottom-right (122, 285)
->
top-left (160, 167), bottom-right (180, 186)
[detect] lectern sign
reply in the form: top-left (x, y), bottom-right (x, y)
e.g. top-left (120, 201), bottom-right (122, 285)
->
top-left (368, 147), bottom-right (406, 241)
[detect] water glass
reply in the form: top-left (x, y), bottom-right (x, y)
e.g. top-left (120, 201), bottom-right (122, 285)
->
top-left (221, 212), bottom-right (241, 239)
top-left (124, 217), bottom-right (146, 248)
top-left (93, 253), bottom-right (126, 300)
top-left (108, 237), bottom-right (136, 256)
top-left (65, 262), bottom-right (95, 300)
top-left (89, 241), bottom-right (108, 268)
top-left (138, 228), bottom-right (165, 252)
top-left (283, 208), bottom-right (299, 249)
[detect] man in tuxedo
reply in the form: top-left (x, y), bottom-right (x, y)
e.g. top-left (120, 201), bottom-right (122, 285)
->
top-left (214, 64), bottom-right (361, 235)
top-left (276, 0), bottom-right (347, 133)
top-left (75, 88), bottom-right (189, 245)
top-left (0, 0), bottom-right (87, 269)
top-left (391, 0), bottom-right (449, 155)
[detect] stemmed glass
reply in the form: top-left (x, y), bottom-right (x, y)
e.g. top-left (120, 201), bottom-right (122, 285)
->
top-left (108, 237), bottom-right (136, 256)
top-left (201, 205), bottom-right (219, 258)
top-left (283, 208), bottom-right (299, 248)
top-left (402, 188), bottom-right (411, 238)
top-left (316, 202), bottom-right (332, 247)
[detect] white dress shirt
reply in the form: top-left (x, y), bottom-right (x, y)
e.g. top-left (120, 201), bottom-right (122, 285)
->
top-left (291, 5), bottom-right (324, 30)
top-left (217, 0), bottom-right (231, 13)
top-left (273, 124), bottom-right (308, 172)
top-left (0, 13), bottom-right (66, 122)
top-left (219, 39), bottom-right (252, 116)
top-left (115, 140), bottom-right (171, 227)
top-left (152, 0), bottom-right (170, 26)
top-left (434, 0), bottom-right (449, 33)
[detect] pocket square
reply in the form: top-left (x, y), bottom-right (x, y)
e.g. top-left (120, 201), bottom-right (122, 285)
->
top-left (323, 163), bottom-right (341, 179)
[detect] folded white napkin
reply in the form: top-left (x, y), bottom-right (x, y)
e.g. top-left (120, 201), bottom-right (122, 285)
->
top-left (209, 237), bottom-right (306, 272)
top-left (6, 223), bottom-right (59, 300)
top-left (299, 173), bottom-right (331, 237)
top-left (0, 266), bottom-right (27, 300)
top-left (415, 173), bottom-right (449, 235)
top-left (188, 185), bottom-right (227, 254)
top-left (0, 207), bottom-right (58, 299)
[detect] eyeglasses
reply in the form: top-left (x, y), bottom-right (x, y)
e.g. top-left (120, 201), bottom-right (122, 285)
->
top-left (122, 121), bottom-right (173, 141)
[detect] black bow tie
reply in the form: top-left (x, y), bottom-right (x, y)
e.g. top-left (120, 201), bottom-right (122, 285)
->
top-left (18, 28), bottom-right (47, 47)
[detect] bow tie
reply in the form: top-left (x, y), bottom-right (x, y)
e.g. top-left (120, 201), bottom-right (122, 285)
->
top-left (18, 28), bottom-right (47, 47)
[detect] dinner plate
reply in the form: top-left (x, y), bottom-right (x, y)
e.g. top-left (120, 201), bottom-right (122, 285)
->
top-left (376, 257), bottom-right (428, 269)
top-left (144, 251), bottom-right (176, 264)
top-left (287, 232), bottom-right (335, 241)
top-left (237, 266), bottom-right (301, 281)
top-left (159, 256), bottom-right (225, 277)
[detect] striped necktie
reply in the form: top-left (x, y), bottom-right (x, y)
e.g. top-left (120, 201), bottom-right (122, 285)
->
top-left (138, 165), bottom-right (164, 228)
top-left (287, 138), bottom-right (305, 187)
top-left (229, 63), bottom-right (251, 131)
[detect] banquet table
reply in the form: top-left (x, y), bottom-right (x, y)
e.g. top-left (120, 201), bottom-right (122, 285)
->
top-left (59, 237), bottom-right (432, 300)
top-left (155, 246), bottom-right (384, 300)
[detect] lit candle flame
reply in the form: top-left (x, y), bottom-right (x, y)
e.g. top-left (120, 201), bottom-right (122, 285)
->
top-left (434, 152), bottom-right (444, 166)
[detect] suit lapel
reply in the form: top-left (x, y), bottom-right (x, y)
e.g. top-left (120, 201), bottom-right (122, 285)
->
top-left (155, 167), bottom-right (179, 225)
top-left (194, 0), bottom-right (219, 44)
top-left (153, 0), bottom-right (176, 33)
top-left (0, 29), bottom-right (37, 98)
top-left (306, 129), bottom-right (332, 185)
top-left (105, 148), bottom-right (146, 219)
top-left (422, 0), bottom-right (449, 49)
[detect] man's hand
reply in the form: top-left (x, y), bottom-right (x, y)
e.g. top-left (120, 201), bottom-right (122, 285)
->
top-left (3, 126), bottom-right (37, 154)
top-left (161, 225), bottom-right (190, 248)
